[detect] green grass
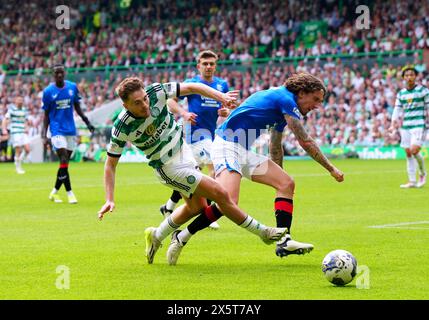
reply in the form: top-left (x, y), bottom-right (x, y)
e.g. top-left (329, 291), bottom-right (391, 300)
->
top-left (1, 159), bottom-right (428, 299)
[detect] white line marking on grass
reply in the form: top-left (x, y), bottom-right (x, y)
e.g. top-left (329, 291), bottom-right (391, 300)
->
top-left (368, 221), bottom-right (429, 230)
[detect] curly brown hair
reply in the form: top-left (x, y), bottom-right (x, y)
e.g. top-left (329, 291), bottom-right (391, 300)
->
top-left (284, 72), bottom-right (326, 97)
top-left (115, 77), bottom-right (145, 101)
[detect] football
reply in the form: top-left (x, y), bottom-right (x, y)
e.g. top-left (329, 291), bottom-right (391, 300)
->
top-left (322, 250), bottom-right (358, 286)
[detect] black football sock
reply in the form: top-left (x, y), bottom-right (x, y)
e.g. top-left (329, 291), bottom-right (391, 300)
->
top-left (54, 165), bottom-right (68, 190)
top-left (171, 190), bottom-right (182, 203)
top-left (63, 166), bottom-right (72, 192)
top-left (275, 197), bottom-right (293, 234)
top-left (187, 204), bottom-right (223, 235)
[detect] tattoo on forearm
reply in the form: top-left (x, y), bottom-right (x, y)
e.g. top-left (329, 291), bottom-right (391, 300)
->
top-left (287, 116), bottom-right (333, 172)
top-left (269, 129), bottom-right (283, 168)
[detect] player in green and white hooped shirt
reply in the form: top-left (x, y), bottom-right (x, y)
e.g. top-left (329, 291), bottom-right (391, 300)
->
top-left (97, 77), bottom-right (287, 264)
top-left (389, 66), bottom-right (428, 188)
top-left (1, 96), bottom-right (30, 174)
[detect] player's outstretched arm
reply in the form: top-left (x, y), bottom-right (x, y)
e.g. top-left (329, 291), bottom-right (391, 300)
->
top-left (285, 114), bottom-right (344, 182)
top-left (179, 83), bottom-right (239, 108)
top-left (98, 155), bottom-right (120, 220)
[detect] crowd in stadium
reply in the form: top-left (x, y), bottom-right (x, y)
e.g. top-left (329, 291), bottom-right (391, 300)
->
top-left (1, 0), bottom-right (428, 161)
top-left (1, 0), bottom-right (429, 71)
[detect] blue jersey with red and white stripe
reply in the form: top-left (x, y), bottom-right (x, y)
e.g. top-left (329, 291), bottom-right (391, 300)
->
top-left (42, 80), bottom-right (81, 136)
top-left (182, 76), bottom-right (229, 144)
top-left (216, 86), bottom-right (302, 149)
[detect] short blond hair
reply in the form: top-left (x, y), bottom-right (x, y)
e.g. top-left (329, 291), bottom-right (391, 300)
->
top-left (196, 50), bottom-right (218, 63)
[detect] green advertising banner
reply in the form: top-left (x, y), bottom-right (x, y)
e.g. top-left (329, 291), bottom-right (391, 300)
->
top-left (299, 20), bottom-right (328, 44)
top-left (77, 146), bottom-right (429, 162)
top-left (320, 146), bottom-right (429, 160)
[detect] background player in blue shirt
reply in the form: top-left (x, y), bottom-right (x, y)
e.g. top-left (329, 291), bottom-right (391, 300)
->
top-left (41, 64), bottom-right (95, 204)
top-left (166, 73), bottom-right (345, 265)
top-left (160, 50), bottom-right (230, 229)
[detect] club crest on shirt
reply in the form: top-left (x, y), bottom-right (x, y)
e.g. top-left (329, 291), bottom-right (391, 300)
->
top-left (69, 89), bottom-right (74, 96)
top-left (216, 84), bottom-right (223, 91)
top-left (145, 124), bottom-right (156, 136)
top-left (186, 175), bottom-right (196, 184)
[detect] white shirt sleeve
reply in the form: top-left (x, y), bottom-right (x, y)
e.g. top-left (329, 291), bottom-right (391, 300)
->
top-left (162, 82), bottom-right (180, 99)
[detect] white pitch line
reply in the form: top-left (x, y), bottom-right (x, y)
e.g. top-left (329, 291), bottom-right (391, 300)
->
top-left (374, 227), bottom-right (429, 230)
top-left (368, 220), bottom-right (429, 229)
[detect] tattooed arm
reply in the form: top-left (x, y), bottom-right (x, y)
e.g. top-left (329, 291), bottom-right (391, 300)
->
top-left (269, 128), bottom-right (284, 168)
top-left (285, 114), bottom-right (344, 182)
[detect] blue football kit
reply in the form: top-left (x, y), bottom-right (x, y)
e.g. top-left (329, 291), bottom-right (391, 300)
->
top-left (182, 76), bottom-right (229, 144)
top-left (216, 86), bottom-right (302, 149)
top-left (42, 80), bottom-right (81, 136)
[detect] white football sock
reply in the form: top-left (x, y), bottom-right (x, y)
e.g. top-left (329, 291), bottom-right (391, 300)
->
top-left (239, 215), bottom-right (267, 237)
top-left (414, 153), bottom-right (426, 176)
top-left (166, 199), bottom-right (177, 211)
top-left (155, 216), bottom-right (180, 242)
top-left (177, 228), bottom-right (192, 244)
top-left (406, 156), bottom-right (417, 183)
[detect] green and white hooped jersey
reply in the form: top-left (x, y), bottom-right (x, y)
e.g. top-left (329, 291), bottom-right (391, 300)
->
top-left (5, 105), bottom-right (28, 135)
top-left (395, 85), bottom-right (429, 129)
top-left (107, 82), bottom-right (183, 168)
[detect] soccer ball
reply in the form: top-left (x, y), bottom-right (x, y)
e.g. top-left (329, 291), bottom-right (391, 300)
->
top-left (322, 249), bottom-right (357, 286)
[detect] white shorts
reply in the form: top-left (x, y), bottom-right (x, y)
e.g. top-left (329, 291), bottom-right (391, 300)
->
top-left (11, 133), bottom-right (29, 148)
top-left (155, 143), bottom-right (203, 198)
top-left (51, 135), bottom-right (76, 151)
top-left (400, 128), bottom-right (426, 148)
top-left (212, 135), bottom-right (269, 179)
top-left (190, 139), bottom-right (213, 167)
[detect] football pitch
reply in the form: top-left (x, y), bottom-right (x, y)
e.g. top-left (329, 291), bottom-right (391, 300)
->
top-left (1, 159), bottom-right (428, 300)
